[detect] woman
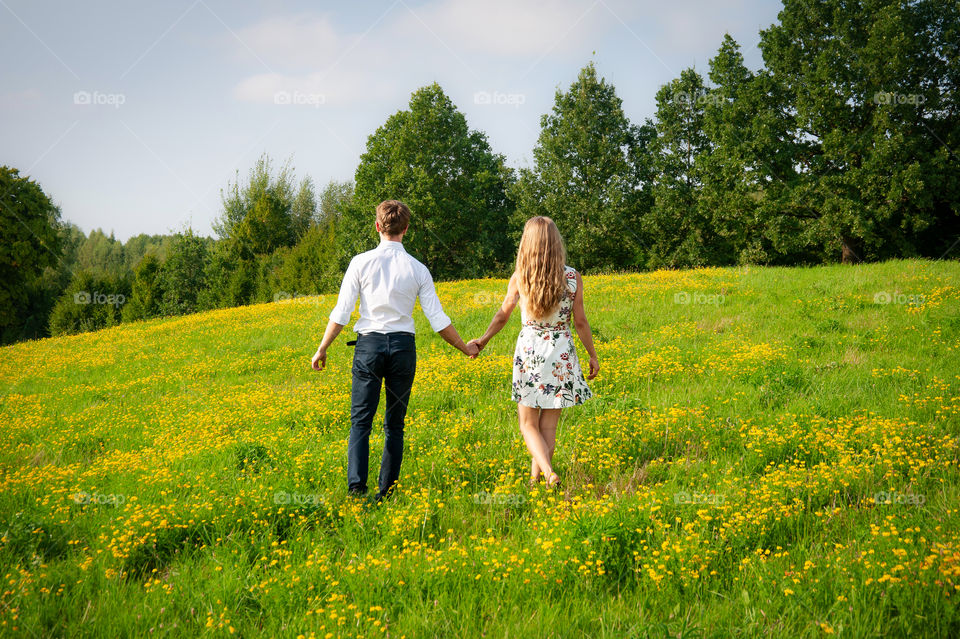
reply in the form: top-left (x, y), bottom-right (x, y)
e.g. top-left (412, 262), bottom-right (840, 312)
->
top-left (470, 216), bottom-right (599, 489)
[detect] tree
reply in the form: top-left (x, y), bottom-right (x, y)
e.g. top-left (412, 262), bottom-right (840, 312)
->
top-left (644, 68), bottom-right (719, 268)
top-left (124, 233), bottom-right (173, 271)
top-left (757, 0), bottom-right (960, 262)
top-left (515, 64), bottom-right (651, 271)
top-left (214, 154), bottom-right (297, 257)
top-left (122, 254), bottom-right (164, 322)
top-left (349, 83), bottom-right (514, 279)
top-left (159, 230), bottom-right (211, 316)
top-left (270, 220), bottom-right (342, 298)
top-left (48, 270), bottom-right (128, 336)
top-left (76, 229), bottom-right (127, 278)
top-left (207, 155), bottom-right (313, 309)
top-left (290, 176), bottom-right (317, 241)
top-left (200, 238), bottom-right (257, 310)
top-left (698, 35), bottom-right (798, 265)
top-left (0, 167), bottom-right (64, 344)
top-left (319, 180), bottom-right (354, 225)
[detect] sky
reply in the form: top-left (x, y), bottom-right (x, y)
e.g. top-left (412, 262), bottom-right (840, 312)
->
top-left (1, 0), bottom-right (785, 241)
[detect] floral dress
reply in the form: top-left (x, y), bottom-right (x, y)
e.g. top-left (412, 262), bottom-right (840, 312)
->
top-left (512, 265), bottom-right (593, 408)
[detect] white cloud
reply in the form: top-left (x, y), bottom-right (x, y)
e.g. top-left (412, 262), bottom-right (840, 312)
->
top-left (232, 68), bottom-right (392, 107)
top-left (231, 13), bottom-right (342, 69)
top-left (226, 0), bottom-right (618, 106)
top-left (225, 0), bottom-right (770, 107)
top-left (395, 0), bottom-right (613, 57)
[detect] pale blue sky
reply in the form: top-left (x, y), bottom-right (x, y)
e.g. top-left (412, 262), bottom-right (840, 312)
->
top-left (1, 0), bottom-right (784, 240)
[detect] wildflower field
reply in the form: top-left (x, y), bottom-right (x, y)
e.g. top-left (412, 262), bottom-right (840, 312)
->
top-left (2, 259), bottom-right (959, 638)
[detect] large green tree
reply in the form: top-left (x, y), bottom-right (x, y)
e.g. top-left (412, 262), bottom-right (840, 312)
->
top-left (348, 84), bottom-right (514, 279)
top-left (515, 64), bottom-right (651, 271)
top-left (0, 167), bottom-right (63, 343)
top-left (757, 0), bottom-right (960, 262)
top-left (643, 69), bottom-right (719, 268)
top-left (215, 154), bottom-right (297, 257)
top-left (158, 230), bottom-right (211, 316)
top-left (696, 35), bottom-right (817, 265)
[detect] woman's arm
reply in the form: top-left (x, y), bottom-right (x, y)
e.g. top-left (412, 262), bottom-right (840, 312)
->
top-left (572, 272), bottom-right (600, 380)
top-left (473, 273), bottom-right (520, 351)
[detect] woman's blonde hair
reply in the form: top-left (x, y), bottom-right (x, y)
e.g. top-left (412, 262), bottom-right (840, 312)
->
top-left (515, 216), bottom-right (567, 319)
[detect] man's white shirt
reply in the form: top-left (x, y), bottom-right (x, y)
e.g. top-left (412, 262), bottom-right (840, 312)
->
top-left (328, 239), bottom-right (451, 334)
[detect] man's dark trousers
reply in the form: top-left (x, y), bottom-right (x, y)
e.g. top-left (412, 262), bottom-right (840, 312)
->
top-left (347, 332), bottom-right (417, 498)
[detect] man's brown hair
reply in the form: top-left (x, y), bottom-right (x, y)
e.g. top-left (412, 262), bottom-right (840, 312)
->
top-left (376, 200), bottom-right (411, 237)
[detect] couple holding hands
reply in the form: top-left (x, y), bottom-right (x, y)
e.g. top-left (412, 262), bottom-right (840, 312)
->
top-left (311, 200), bottom-right (599, 501)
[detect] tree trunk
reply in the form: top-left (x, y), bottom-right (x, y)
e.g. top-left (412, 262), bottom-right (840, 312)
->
top-left (841, 236), bottom-right (861, 264)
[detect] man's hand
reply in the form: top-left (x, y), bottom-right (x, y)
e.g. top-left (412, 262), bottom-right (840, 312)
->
top-left (311, 348), bottom-right (328, 371)
top-left (587, 356), bottom-right (600, 380)
top-left (312, 321), bottom-right (344, 372)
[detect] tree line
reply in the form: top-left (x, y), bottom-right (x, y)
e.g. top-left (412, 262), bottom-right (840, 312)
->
top-left (1, 0), bottom-right (957, 343)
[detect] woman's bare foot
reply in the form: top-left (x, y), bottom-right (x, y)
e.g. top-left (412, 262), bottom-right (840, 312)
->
top-left (546, 472), bottom-right (560, 490)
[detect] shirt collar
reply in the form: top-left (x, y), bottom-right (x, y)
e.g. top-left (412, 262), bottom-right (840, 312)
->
top-left (378, 239), bottom-right (406, 251)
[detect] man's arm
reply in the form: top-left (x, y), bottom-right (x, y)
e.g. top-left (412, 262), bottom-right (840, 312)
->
top-left (438, 324), bottom-right (478, 357)
top-left (418, 266), bottom-right (478, 357)
top-left (312, 258), bottom-right (359, 371)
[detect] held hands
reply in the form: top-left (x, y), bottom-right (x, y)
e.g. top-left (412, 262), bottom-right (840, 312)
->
top-left (466, 338), bottom-right (484, 360)
top-left (464, 340), bottom-right (480, 359)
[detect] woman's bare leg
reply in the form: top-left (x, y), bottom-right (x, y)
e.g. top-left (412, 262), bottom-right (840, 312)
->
top-left (518, 405), bottom-right (554, 481)
top-left (540, 408), bottom-right (562, 458)
top-left (531, 408), bottom-right (562, 479)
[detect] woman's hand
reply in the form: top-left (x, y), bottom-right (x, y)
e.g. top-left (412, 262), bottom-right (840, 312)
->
top-left (587, 356), bottom-right (599, 380)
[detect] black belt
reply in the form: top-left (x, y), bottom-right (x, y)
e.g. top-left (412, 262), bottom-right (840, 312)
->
top-left (346, 332), bottom-right (414, 347)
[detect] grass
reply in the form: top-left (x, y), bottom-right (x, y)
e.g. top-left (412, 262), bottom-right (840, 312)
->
top-left (1, 259), bottom-right (959, 637)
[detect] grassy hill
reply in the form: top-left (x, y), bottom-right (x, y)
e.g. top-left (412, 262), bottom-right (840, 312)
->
top-left (1, 259), bottom-right (959, 637)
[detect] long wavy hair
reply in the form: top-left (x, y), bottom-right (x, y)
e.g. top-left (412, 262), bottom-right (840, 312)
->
top-left (515, 216), bottom-right (567, 319)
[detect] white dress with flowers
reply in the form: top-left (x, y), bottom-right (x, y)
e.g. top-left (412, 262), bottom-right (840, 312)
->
top-left (512, 266), bottom-right (593, 408)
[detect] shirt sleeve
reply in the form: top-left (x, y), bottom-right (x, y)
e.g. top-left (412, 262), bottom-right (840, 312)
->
top-left (328, 258), bottom-right (360, 326)
top-left (417, 266), bottom-right (452, 332)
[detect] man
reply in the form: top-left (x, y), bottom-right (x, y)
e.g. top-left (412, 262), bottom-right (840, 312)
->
top-left (311, 200), bottom-right (478, 501)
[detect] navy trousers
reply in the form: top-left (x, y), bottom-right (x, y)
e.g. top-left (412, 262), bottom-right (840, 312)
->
top-left (347, 332), bottom-right (417, 497)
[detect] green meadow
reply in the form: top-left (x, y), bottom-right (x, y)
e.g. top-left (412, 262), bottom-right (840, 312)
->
top-left (1, 259), bottom-right (959, 637)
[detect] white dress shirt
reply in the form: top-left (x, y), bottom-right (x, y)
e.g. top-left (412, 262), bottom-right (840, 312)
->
top-left (328, 239), bottom-right (452, 334)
